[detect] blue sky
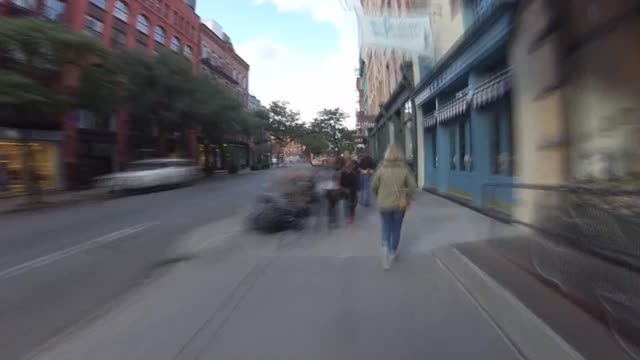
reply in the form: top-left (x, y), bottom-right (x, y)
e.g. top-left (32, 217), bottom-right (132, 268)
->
top-left (195, 0), bottom-right (359, 125)
top-left (196, 1), bottom-right (339, 57)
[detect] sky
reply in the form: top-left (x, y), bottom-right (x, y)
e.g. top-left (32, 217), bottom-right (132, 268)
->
top-left (196, 0), bottom-right (359, 126)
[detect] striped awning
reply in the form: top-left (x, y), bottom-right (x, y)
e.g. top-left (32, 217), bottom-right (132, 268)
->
top-left (472, 69), bottom-right (512, 108)
top-left (437, 97), bottom-right (469, 123)
top-left (423, 112), bottom-right (437, 129)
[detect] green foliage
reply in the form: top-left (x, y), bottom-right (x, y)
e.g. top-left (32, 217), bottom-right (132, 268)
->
top-left (75, 58), bottom-right (121, 120)
top-left (310, 108), bottom-right (353, 155)
top-left (264, 101), bottom-right (305, 147)
top-left (300, 132), bottom-right (329, 156)
top-left (118, 50), bottom-right (260, 144)
top-left (119, 50), bottom-right (194, 131)
top-left (0, 18), bottom-right (110, 123)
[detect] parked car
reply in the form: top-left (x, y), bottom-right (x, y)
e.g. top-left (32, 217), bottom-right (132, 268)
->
top-left (94, 158), bottom-right (201, 193)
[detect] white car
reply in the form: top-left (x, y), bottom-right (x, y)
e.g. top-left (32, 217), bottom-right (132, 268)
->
top-left (95, 158), bottom-right (201, 193)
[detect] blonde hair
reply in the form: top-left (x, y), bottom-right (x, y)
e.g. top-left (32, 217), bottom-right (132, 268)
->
top-left (384, 144), bottom-right (403, 161)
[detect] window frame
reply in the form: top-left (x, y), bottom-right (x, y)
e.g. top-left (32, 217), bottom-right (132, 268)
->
top-left (431, 129), bottom-right (438, 168)
top-left (113, 0), bottom-right (129, 22)
top-left (89, 0), bottom-right (107, 10)
top-left (183, 45), bottom-right (193, 60)
top-left (170, 36), bottom-right (181, 52)
top-left (84, 15), bottom-right (104, 39)
top-left (154, 25), bottom-right (165, 44)
top-left (490, 99), bottom-right (514, 176)
top-left (136, 14), bottom-right (150, 35)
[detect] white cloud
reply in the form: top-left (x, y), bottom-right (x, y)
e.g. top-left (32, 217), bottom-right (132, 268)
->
top-left (238, 0), bottom-right (359, 126)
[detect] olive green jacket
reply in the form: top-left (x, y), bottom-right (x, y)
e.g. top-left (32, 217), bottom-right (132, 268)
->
top-left (371, 159), bottom-right (418, 211)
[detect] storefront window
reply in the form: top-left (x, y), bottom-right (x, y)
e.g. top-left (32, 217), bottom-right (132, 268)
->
top-left (490, 100), bottom-right (513, 176)
top-left (403, 101), bottom-right (414, 162)
top-left (0, 141), bottom-right (58, 195)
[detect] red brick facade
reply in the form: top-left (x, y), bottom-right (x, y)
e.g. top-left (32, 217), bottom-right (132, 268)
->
top-left (199, 23), bottom-right (250, 108)
top-left (1, 0), bottom-right (202, 188)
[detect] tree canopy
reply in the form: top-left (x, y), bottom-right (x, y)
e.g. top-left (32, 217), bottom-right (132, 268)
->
top-left (0, 18), bottom-right (110, 126)
top-left (310, 108), bottom-right (355, 155)
top-left (0, 18), bottom-right (356, 165)
top-left (263, 101), bottom-right (306, 147)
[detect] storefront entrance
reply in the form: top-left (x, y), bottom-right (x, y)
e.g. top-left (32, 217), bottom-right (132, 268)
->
top-left (0, 140), bottom-right (61, 196)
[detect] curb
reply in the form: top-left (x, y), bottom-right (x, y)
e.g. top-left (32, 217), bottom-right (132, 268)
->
top-left (0, 195), bottom-right (110, 215)
top-left (432, 246), bottom-right (584, 360)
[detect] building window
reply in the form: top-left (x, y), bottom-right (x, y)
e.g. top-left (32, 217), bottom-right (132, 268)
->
top-left (163, 4), bottom-right (169, 17)
top-left (136, 40), bottom-right (147, 50)
top-left (111, 29), bottom-right (127, 49)
top-left (136, 14), bottom-right (150, 34)
top-left (43, 0), bottom-right (66, 22)
top-left (89, 0), bottom-right (107, 10)
top-left (113, 0), bottom-right (129, 22)
top-left (84, 15), bottom-right (104, 39)
top-left (170, 36), bottom-right (180, 52)
top-left (459, 120), bottom-right (469, 171)
top-left (201, 44), bottom-right (209, 59)
top-left (449, 118), bottom-right (472, 171)
top-left (431, 130), bottom-right (438, 168)
top-left (184, 45), bottom-right (192, 60)
top-left (449, 126), bottom-right (457, 170)
top-left (490, 100), bottom-right (513, 175)
top-left (154, 26), bottom-right (165, 44)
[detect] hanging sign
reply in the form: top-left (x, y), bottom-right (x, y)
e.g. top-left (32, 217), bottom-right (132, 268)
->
top-left (357, 15), bottom-right (434, 55)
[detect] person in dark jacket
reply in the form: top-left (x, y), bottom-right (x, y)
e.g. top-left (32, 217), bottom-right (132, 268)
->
top-left (357, 153), bottom-right (376, 207)
top-left (339, 160), bottom-right (360, 224)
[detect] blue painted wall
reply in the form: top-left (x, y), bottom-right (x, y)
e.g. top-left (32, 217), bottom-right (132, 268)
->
top-left (423, 128), bottom-right (438, 188)
top-left (420, 74), bottom-right (514, 207)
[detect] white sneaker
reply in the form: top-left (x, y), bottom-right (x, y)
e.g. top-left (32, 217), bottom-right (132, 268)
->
top-left (382, 254), bottom-right (391, 270)
top-left (389, 252), bottom-right (397, 263)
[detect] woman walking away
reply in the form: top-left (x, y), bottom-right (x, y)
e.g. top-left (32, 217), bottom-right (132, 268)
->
top-left (339, 160), bottom-right (360, 224)
top-left (371, 144), bottom-right (417, 270)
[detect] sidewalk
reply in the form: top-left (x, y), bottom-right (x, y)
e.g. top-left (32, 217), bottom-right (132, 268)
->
top-left (31, 193), bottom-right (588, 360)
top-left (0, 189), bottom-right (110, 214)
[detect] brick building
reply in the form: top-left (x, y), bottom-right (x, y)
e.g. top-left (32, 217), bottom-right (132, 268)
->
top-left (199, 20), bottom-right (250, 108)
top-left (0, 0), bottom-right (202, 192)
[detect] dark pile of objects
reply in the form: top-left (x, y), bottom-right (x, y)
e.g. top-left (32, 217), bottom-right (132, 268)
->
top-left (248, 172), bottom-right (318, 233)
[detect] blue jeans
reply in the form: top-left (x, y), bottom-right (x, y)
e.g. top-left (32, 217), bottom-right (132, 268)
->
top-left (380, 210), bottom-right (405, 254)
top-left (359, 174), bottom-right (371, 206)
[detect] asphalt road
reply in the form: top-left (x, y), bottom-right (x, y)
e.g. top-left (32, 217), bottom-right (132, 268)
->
top-left (0, 168), bottom-right (283, 360)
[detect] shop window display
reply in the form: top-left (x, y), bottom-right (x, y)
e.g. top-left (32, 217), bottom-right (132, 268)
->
top-left (0, 141), bottom-right (58, 195)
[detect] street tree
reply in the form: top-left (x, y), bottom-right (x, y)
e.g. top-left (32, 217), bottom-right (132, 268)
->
top-left (310, 108), bottom-right (353, 155)
top-left (119, 50), bottom-right (196, 134)
top-left (300, 132), bottom-right (330, 157)
top-left (0, 18), bottom-right (110, 199)
top-left (264, 101), bottom-right (305, 150)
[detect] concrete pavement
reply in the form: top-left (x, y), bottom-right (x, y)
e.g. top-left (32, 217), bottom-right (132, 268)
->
top-left (31, 193), bottom-right (582, 360)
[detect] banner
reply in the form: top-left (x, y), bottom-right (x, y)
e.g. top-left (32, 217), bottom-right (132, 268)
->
top-left (357, 15), bottom-right (434, 55)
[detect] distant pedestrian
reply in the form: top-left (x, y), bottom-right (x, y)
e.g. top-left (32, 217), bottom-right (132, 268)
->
top-left (339, 160), bottom-right (359, 224)
top-left (357, 153), bottom-right (376, 207)
top-left (371, 144), bottom-right (417, 270)
top-left (321, 172), bottom-right (341, 227)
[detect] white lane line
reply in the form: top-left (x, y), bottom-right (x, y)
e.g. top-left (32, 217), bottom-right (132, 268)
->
top-left (0, 222), bottom-right (156, 281)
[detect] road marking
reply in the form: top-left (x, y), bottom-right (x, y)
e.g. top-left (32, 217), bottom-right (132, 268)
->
top-left (0, 222), bottom-right (155, 281)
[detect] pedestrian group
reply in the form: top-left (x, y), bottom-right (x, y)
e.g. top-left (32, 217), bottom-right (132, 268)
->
top-left (322, 144), bottom-right (417, 270)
